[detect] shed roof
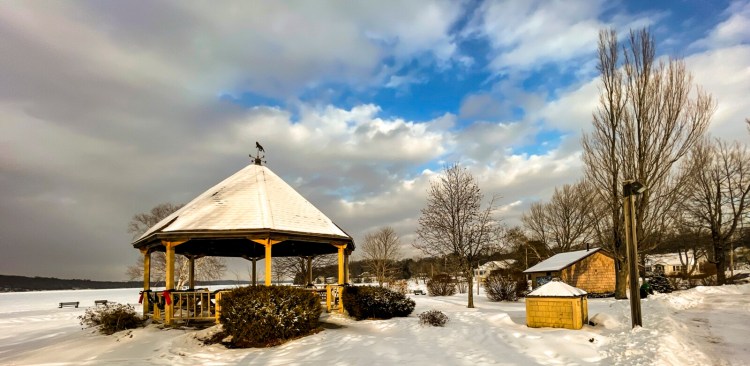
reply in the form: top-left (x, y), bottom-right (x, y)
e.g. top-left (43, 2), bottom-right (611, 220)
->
top-left (132, 163), bottom-right (353, 250)
top-left (523, 248), bottom-right (603, 273)
top-left (527, 281), bottom-right (587, 297)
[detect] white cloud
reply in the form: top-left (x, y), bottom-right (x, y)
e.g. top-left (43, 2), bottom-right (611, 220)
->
top-left (692, 1), bottom-right (750, 49)
top-left (467, 0), bottom-right (607, 73)
top-left (687, 45), bottom-right (750, 143)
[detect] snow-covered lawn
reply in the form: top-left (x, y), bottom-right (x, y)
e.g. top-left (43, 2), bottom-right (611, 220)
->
top-left (1, 284), bottom-right (748, 365)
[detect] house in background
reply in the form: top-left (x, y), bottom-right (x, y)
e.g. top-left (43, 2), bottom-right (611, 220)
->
top-left (645, 253), bottom-right (705, 276)
top-left (523, 248), bottom-right (615, 295)
top-left (474, 260), bottom-right (517, 284)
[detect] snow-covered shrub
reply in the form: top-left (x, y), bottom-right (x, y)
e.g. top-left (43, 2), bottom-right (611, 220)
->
top-left (342, 286), bottom-right (415, 320)
top-left (79, 303), bottom-right (144, 335)
top-left (387, 279), bottom-right (408, 295)
top-left (218, 286), bottom-right (321, 348)
top-left (484, 271), bottom-right (518, 302)
top-left (419, 310), bottom-right (449, 327)
top-left (426, 274), bottom-right (456, 296)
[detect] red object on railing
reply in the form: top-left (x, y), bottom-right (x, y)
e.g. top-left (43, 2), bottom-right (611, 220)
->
top-left (138, 291), bottom-right (144, 304)
top-left (162, 290), bottom-right (172, 305)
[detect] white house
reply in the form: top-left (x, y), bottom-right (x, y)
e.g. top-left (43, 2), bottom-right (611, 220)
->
top-left (475, 260), bottom-right (517, 283)
top-left (645, 253), bottom-right (702, 276)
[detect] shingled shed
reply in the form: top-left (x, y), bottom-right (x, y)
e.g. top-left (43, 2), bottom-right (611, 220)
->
top-left (525, 280), bottom-right (588, 330)
top-left (523, 247), bottom-right (615, 295)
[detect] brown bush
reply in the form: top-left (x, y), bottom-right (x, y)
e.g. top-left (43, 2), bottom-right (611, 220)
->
top-left (427, 274), bottom-right (456, 296)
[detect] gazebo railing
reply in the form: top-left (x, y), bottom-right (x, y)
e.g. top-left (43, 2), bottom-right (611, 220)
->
top-left (150, 289), bottom-right (229, 324)
top-left (147, 286), bottom-right (344, 324)
top-left (325, 284), bottom-right (344, 313)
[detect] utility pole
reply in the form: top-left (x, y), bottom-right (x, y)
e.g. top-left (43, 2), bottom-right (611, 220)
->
top-left (623, 180), bottom-right (645, 328)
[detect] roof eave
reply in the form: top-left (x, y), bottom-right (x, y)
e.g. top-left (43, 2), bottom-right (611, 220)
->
top-left (132, 228), bottom-right (354, 249)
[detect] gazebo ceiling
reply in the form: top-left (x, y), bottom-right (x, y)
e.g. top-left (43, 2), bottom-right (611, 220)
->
top-left (132, 163), bottom-right (354, 256)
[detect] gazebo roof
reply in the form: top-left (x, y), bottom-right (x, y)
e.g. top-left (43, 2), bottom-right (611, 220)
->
top-left (132, 163), bottom-right (354, 257)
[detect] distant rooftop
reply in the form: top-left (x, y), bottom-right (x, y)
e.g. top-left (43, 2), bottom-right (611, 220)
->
top-left (523, 248), bottom-right (603, 273)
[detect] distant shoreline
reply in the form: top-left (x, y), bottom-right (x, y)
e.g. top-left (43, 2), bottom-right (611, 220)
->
top-left (0, 274), bottom-right (251, 292)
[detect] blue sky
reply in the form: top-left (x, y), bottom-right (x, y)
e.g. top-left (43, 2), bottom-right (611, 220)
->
top-left (0, 0), bottom-right (748, 280)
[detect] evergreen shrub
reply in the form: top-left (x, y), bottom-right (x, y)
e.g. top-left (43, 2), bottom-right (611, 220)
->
top-left (419, 310), bottom-right (449, 327)
top-left (426, 274), bottom-right (456, 296)
top-left (79, 303), bottom-right (144, 335)
top-left (342, 286), bottom-right (415, 320)
top-left (218, 286), bottom-right (322, 348)
top-left (648, 274), bottom-right (675, 293)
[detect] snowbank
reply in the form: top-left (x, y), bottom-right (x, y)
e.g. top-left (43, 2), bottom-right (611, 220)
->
top-left (1, 284), bottom-right (748, 365)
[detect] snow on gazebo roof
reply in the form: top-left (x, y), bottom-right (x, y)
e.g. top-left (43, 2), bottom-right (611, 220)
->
top-left (527, 280), bottom-right (587, 297)
top-left (133, 163), bottom-right (351, 245)
top-left (523, 248), bottom-right (603, 273)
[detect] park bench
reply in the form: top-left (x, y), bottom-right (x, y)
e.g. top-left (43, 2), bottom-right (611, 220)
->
top-left (413, 289), bottom-right (426, 295)
top-left (94, 300), bottom-right (108, 306)
top-left (59, 302), bottom-right (79, 308)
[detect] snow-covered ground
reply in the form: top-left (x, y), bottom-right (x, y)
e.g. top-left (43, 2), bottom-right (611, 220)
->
top-left (1, 284), bottom-right (748, 365)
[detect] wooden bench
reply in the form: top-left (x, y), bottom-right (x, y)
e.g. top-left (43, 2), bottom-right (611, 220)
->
top-left (59, 302), bottom-right (79, 308)
top-left (413, 289), bottom-right (426, 295)
top-left (94, 300), bottom-right (108, 306)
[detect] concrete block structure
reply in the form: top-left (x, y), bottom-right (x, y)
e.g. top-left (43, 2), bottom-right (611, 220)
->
top-left (525, 281), bottom-right (588, 330)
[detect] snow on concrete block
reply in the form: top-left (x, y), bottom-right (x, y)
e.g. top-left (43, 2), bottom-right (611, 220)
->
top-left (527, 280), bottom-right (587, 297)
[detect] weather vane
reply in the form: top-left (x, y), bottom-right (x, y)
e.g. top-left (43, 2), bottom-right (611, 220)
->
top-left (251, 141), bottom-right (267, 166)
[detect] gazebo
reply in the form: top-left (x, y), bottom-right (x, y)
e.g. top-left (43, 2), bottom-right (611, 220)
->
top-left (131, 155), bottom-right (355, 324)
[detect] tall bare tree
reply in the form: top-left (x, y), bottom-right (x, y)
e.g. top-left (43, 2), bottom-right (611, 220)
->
top-left (361, 226), bottom-right (402, 286)
top-left (414, 163), bottom-right (502, 308)
top-left (273, 255), bottom-right (336, 285)
top-left (680, 139), bottom-right (750, 284)
top-left (126, 202), bottom-right (227, 288)
top-left (521, 180), bottom-right (596, 257)
top-left (582, 28), bottom-right (713, 298)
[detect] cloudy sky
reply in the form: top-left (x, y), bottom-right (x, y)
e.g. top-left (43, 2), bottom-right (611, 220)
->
top-left (1, 0), bottom-right (748, 281)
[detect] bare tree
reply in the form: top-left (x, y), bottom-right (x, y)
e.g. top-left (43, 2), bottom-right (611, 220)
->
top-left (680, 139), bottom-right (750, 284)
top-left (127, 202), bottom-right (184, 238)
top-left (414, 163), bottom-right (502, 308)
top-left (582, 28), bottom-right (713, 298)
top-left (521, 181), bottom-right (596, 256)
top-left (126, 202), bottom-right (227, 288)
top-left (662, 211), bottom-right (711, 278)
top-left (273, 255), bottom-right (336, 285)
top-left (361, 227), bottom-right (402, 286)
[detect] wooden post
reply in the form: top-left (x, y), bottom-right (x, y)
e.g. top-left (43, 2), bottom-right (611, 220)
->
top-left (306, 256), bottom-right (313, 285)
top-left (142, 249), bottom-right (151, 316)
top-left (188, 257), bottom-right (195, 290)
top-left (250, 238), bottom-right (281, 286)
top-left (214, 291), bottom-right (222, 324)
top-left (337, 246), bottom-right (345, 285)
top-left (252, 258), bottom-right (257, 286)
top-left (623, 183), bottom-right (642, 328)
top-left (344, 252), bottom-right (350, 284)
top-left (265, 240), bottom-right (272, 286)
top-left (165, 243), bottom-right (175, 325)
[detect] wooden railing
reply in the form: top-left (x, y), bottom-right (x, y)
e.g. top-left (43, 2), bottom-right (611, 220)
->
top-left (149, 289), bottom-right (228, 324)
top-left (148, 286), bottom-right (344, 324)
top-left (325, 284), bottom-right (344, 313)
